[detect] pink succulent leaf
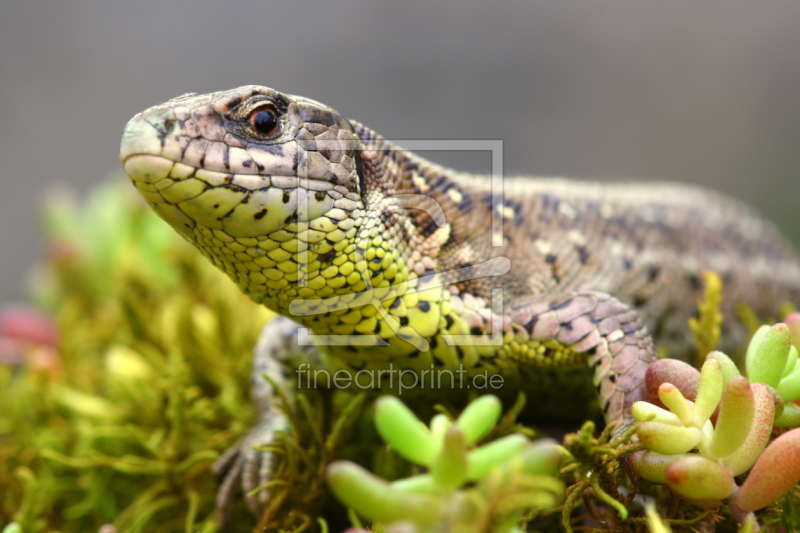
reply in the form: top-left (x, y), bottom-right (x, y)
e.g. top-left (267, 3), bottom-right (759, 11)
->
top-left (734, 427), bottom-right (800, 512)
top-left (646, 359), bottom-right (701, 408)
top-left (693, 359), bottom-right (723, 427)
top-left (721, 384), bottom-right (775, 476)
top-left (784, 312), bottom-right (800, 349)
top-left (666, 456), bottom-right (735, 501)
top-left (0, 305), bottom-right (59, 348)
top-left (629, 450), bottom-right (692, 484)
top-left (706, 376), bottom-right (754, 460)
top-left (638, 422), bottom-right (702, 455)
top-left (747, 324), bottom-right (792, 388)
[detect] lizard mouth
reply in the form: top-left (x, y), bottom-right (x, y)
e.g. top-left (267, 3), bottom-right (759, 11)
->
top-left (121, 151), bottom-right (336, 239)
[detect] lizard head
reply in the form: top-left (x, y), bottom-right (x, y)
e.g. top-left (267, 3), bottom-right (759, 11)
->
top-left (120, 85), bottom-right (369, 306)
top-left (120, 85), bottom-right (363, 241)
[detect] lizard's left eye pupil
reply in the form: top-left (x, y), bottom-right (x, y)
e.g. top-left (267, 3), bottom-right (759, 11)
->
top-left (250, 107), bottom-right (279, 136)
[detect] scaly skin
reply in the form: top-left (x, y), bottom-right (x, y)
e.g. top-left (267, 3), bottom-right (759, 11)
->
top-left (120, 85), bottom-right (800, 518)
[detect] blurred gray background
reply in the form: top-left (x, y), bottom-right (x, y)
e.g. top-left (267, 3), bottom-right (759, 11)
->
top-left (1, 1), bottom-right (799, 302)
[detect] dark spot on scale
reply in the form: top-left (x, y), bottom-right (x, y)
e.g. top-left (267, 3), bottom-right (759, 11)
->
top-left (213, 204), bottom-right (220, 209)
top-left (430, 336), bottom-right (438, 349)
top-left (457, 195), bottom-right (473, 213)
top-left (282, 190), bottom-right (291, 204)
top-left (687, 274), bottom-right (702, 290)
top-left (243, 160), bottom-right (252, 167)
top-left (373, 321), bottom-right (382, 334)
top-left (526, 315), bottom-right (539, 329)
top-left (444, 314), bottom-right (454, 328)
top-left (633, 295), bottom-right (648, 307)
top-left (647, 265), bottom-right (661, 282)
top-left (577, 246), bottom-right (590, 265)
top-left (284, 212), bottom-right (298, 224)
top-left (418, 301), bottom-right (431, 312)
top-left (441, 229), bottom-right (459, 248)
top-left (622, 257), bottom-right (633, 271)
top-left (254, 208), bottom-right (268, 220)
top-left (314, 191), bottom-right (326, 202)
top-left (318, 250), bottom-right (336, 263)
top-left (545, 253), bottom-right (557, 265)
top-left (399, 316), bottom-right (409, 326)
top-left (391, 298), bottom-right (401, 309)
top-left (419, 268), bottom-right (436, 283)
top-left (549, 299), bottom-right (572, 311)
top-left (470, 326), bottom-right (483, 335)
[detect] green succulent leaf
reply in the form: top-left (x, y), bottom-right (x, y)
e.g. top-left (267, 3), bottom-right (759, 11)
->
top-left (721, 383), bottom-right (775, 476)
top-left (693, 359), bottom-right (723, 426)
top-left (706, 350), bottom-right (741, 387)
top-left (515, 439), bottom-right (562, 476)
top-left (431, 426), bottom-right (468, 490)
top-left (706, 376), bottom-right (754, 461)
top-left (466, 434), bottom-right (529, 480)
top-left (374, 396), bottom-right (437, 466)
top-left (455, 394), bottom-right (501, 444)
top-left (747, 324), bottom-right (792, 388)
top-left (658, 383), bottom-right (692, 424)
top-left (629, 450), bottom-right (693, 484)
top-left (665, 455), bottom-right (735, 501)
top-left (637, 422), bottom-right (703, 456)
top-left (631, 401), bottom-right (682, 425)
top-left (782, 346), bottom-right (799, 378)
top-left (777, 366), bottom-right (800, 402)
top-left (775, 403), bottom-right (800, 428)
top-left (327, 461), bottom-right (443, 524)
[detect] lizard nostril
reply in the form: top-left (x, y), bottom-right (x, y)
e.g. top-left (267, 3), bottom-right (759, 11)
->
top-left (164, 119), bottom-right (176, 134)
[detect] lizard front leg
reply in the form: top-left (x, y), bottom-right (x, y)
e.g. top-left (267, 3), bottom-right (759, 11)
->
top-left (508, 291), bottom-right (657, 436)
top-left (213, 315), bottom-right (323, 521)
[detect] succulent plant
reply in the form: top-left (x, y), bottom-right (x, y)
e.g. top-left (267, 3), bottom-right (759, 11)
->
top-left (630, 322), bottom-right (800, 526)
top-left (327, 395), bottom-right (565, 533)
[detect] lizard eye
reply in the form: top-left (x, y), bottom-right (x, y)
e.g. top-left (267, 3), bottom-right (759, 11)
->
top-left (249, 106), bottom-right (280, 137)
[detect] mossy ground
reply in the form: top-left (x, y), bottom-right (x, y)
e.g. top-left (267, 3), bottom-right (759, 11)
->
top-left (0, 181), bottom-right (798, 532)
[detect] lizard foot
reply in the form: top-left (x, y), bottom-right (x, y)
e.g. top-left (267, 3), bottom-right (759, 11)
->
top-left (213, 413), bottom-right (289, 523)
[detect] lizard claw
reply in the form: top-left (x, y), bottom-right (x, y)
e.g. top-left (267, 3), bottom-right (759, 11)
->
top-left (213, 413), bottom-right (289, 523)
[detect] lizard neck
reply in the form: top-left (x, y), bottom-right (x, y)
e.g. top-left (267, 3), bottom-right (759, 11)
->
top-left (235, 124), bottom-right (456, 353)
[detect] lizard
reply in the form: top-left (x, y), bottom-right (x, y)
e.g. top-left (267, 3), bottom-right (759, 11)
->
top-left (119, 85), bottom-right (800, 518)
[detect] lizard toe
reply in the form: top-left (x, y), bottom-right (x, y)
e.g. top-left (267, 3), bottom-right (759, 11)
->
top-left (214, 414), bottom-right (289, 522)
